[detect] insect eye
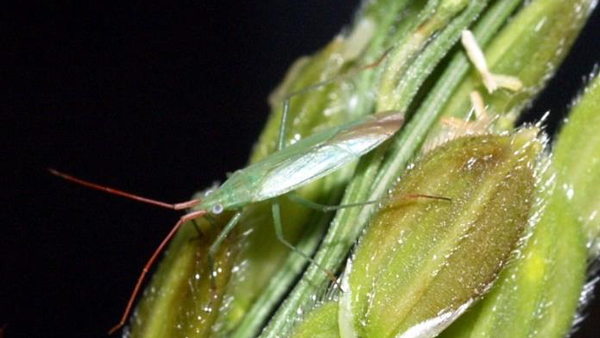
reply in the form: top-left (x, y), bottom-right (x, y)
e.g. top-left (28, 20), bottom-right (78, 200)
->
top-left (211, 204), bottom-right (224, 215)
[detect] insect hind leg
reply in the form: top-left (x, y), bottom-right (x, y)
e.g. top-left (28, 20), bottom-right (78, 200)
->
top-left (287, 193), bottom-right (381, 212)
top-left (276, 48), bottom-right (392, 152)
top-left (288, 192), bottom-right (451, 212)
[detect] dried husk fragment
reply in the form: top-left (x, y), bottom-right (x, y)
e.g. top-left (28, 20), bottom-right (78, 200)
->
top-left (436, 0), bottom-right (596, 129)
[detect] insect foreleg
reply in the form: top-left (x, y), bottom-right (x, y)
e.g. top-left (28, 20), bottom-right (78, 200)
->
top-left (271, 201), bottom-right (342, 290)
top-left (206, 212), bottom-right (243, 290)
top-left (208, 212), bottom-right (243, 263)
top-left (190, 219), bottom-right (206, 238)
top-left (202, 213), bottom-right (220, 229)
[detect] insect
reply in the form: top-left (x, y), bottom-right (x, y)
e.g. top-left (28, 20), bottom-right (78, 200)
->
top-left (50, 107), bottom-right (404, 333)
top-left (50, 28), bottom-right (507, 334)
top-left (47, 32), bottom-right (402, 333)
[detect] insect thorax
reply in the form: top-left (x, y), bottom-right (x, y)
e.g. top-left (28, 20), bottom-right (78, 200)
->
top-left (198, 174), bottom-right (257, 214)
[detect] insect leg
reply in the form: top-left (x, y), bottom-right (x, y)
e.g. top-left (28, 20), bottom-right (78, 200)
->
top-left (108, 210), bottom-right (207, 335)
top-left (208, 212), bottom-right (243, 257)
top-left (288, 192), bottom-right (450, 213)
top-left (189, 219), bottom-right (206, 240)
top-left (391, 193), bottom-right (453, 204)
top-left (271, 201), bottom-right (342, 290)
top-left (206, 212), bottom-right (243, 288)
top-left (287, 193), bottom-right (380, 212)
top-left (276, 48), bottom-right (392, 151)
top-left (281, 47), bottom-right (391, 111)
top-left (277, 98), bottom-right (291, 151)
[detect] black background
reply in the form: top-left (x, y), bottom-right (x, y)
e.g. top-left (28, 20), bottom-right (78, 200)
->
top-left (3, 1), bottom-right (600, 337)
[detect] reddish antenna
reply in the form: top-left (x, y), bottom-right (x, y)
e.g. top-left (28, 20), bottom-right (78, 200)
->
top-left (48, 169), bottom-right (200, 210)
top-left (48, 169), bottom-right (207, 334)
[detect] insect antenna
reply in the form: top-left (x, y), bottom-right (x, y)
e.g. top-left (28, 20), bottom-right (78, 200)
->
top-left (48, 168), bottom-right (207, 333)
top-left (48, 168), bottom-right (200, 210)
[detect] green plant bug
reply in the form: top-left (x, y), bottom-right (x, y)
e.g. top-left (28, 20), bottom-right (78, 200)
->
top-left (50, 108), bottom-right (404, 333)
